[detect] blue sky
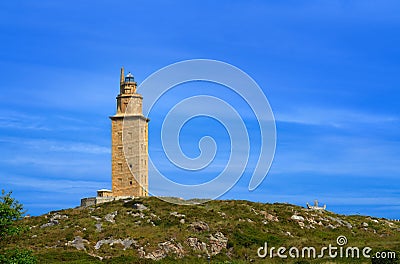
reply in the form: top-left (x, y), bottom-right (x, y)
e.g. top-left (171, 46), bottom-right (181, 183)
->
top-left (0, 1), bottom-right (399, 218)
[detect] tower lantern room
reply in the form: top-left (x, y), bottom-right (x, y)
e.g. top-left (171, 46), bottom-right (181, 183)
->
top-left (125, 72), bottom-right (134, 82)
top-left (120, 67), bottom-right (137, 95)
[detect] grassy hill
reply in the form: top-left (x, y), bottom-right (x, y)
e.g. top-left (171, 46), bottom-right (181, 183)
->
top-left (3, 197), bottom-right (400, 263)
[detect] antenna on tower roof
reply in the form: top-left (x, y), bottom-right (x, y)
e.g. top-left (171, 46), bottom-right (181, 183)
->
top-left (120, 67), bottom-right (124, 84)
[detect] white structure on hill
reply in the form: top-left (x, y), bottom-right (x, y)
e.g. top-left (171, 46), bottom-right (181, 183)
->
top-left (306, 200), bottom-right (326, 211)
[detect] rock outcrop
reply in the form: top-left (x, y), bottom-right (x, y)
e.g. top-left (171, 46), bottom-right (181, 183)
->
top-left (67, 236), bottom-right (88, 251)
top-left (190, 221), bottom-right (209, 232)
top-left (139, 240), bottom-right (185, 261)
top-left (95, 238), bottom-right (137, 250)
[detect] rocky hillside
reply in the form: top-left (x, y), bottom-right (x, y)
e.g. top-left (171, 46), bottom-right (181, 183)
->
top-left (4, 197), bottom-right (400, 263)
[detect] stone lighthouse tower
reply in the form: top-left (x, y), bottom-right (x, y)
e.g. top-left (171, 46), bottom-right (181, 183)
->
top-left (110, 67), bottom-right (149, 197)
top-left (80, 68), bottom-right (149, 207)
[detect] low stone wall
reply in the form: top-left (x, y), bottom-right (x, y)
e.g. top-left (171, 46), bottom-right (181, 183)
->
top-left (81, 197), bottom-right (96, 207)
top-left (80, 196), bottom-right (134, 207)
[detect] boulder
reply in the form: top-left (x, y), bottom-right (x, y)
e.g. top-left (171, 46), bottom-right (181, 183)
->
top-left (142, 240), bottom-right (185, 260)
top-left (51, 214), bottom-right (68, 220)
top-left (291, 215), bottom-right (305, 221)
top-left (95, 222), bottom-right (102, 232)
top-left (190, 221), bottom-right (209, 232)
top-left (105, 211), bottom-right (118, 223)
top-left (326, 216), bottom-right (352, 229)
top-left (187, 237), bottom-right (208, 252)
top-left (91, 216), bottom-right (101, 221)
top-left (209, 232), bottom-right (228, 255)
top-left (67, 236), bottom-right (88, 251)
top-left (132, 203), bottom-right (148, 211)
top-left (95, 238), bottom-right (137, 250)
top-left (40, 219), bottom-right (59, 228)
top-left (170, 211), bottom-right (186, 218)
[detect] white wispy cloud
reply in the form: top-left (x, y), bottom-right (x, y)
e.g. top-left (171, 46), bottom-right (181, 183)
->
top-left (275, 107), bottom-right (398, 127)
top-left (46, 142), bottom-right (110, 154)
top-left (0, 173), bottom-right (108, 194)
top-left (0, 137), bottom-right (110, 155)
top-left (0, 110), bottom-right (106, 132)
top-left (147, 94), bottom-right (398, 131)
top-left (0, 111), bottom-right (50, 130)
top-left (271, 135), bottom-right (400, 177)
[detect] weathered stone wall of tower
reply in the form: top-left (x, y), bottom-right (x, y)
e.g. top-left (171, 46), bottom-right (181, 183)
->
top-left (121, 116), bottom-right (148, 196)
top-left (110, 69), bottom-right (149, 197)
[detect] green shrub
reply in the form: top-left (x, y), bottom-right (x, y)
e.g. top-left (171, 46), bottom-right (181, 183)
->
top-left (0, 190), bottom-right (25, 240)
top-left (0, 249), bottom-right (37, 264)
